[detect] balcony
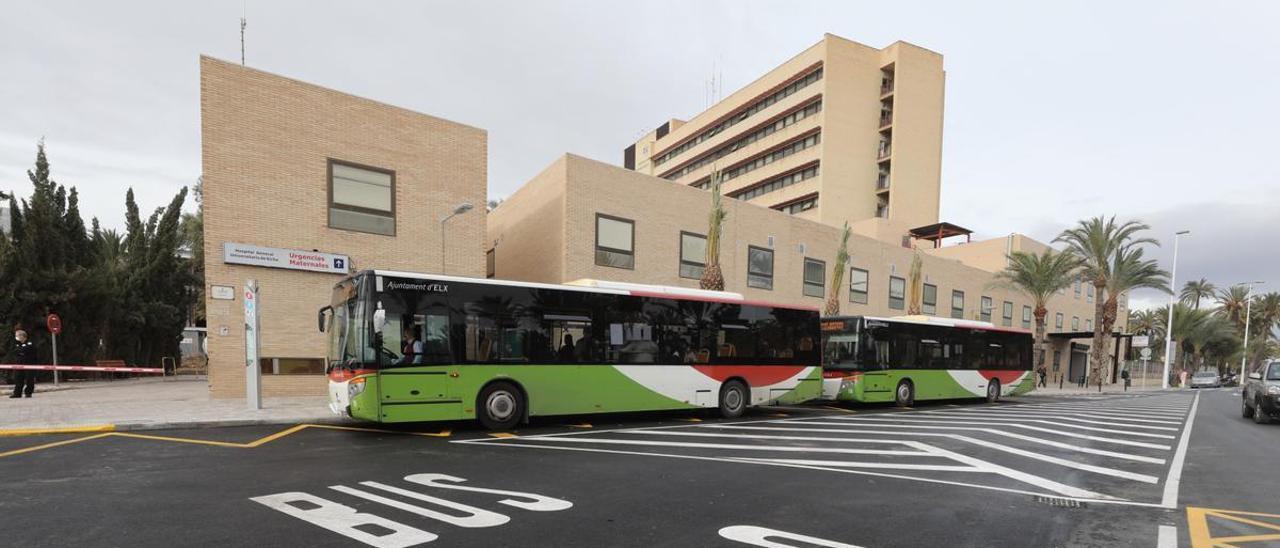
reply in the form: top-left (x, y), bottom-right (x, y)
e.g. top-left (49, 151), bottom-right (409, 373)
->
top-left (877, 143), bottom-right (892, 160)
top-left (876, 176), bottom-right (891, 192)
top-left (881, 80), bottom-right (894, 96)
top-left (879, 113), bottom-right (893, 128)
top-left (876, 204), bottom-right (889, 218)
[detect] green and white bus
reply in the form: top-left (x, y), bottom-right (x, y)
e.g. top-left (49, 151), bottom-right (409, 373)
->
top-left (320, 270), bottom-right (822, 430)
top-left (820, 315), bottom-right (1035, 406)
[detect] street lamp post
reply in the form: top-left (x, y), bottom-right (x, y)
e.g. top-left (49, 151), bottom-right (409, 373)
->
top-left (1239, 280), bottom-right (1265, 383)
top-left (440, 202), bottom-right (474, 274)
top-left (1162, 230), bottom-right (1190, 389)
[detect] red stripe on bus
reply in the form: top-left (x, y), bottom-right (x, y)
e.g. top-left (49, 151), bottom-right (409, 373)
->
top-left (328, 368), bottom-right (377, 382)
top-left (979, 370), bottom-right (1027, 384)
top-left (693, 365), bottom-right (807, 386)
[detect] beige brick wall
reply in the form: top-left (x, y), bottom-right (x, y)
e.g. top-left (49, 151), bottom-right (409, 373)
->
top-left (494, 154), bottom-right (1125, 378)
top-left (486, 156), bottom-right (566, 283)
top-left (200, 56), bottom-right (486, 398)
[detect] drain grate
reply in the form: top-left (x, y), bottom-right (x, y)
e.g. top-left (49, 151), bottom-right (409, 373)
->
top-left (1033, 495), bottom-right (1086, 508)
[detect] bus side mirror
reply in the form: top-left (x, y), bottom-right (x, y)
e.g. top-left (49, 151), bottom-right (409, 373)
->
top-left (373, 308), bottom-right (387, 334)
top-left (318, 306), bottom-right (332, 333)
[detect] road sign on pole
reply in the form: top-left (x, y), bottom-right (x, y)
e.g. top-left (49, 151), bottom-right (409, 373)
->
top-left (1132, 335), bottom-right (1149, 348)
top-left (244, 280), bottom-right (262, 410)
top-left (47, 313), bottom-right (61, 386)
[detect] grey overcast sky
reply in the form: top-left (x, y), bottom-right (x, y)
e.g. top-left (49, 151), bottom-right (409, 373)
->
top-left (2, 0), bottom-right (1278, 310)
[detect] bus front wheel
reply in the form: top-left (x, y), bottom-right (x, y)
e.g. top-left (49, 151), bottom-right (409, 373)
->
top-left (719, 380), bottom-right (748, 419)
top-left (478, 381), bottom-right (524, 431)
top-left (986, 379), bottom-right (1001, 403)
top-left (894, 380), bottom-right (914, 408)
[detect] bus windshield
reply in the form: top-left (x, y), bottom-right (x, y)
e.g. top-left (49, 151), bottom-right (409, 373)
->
top-left (327, 277), bottom-right (368, 372)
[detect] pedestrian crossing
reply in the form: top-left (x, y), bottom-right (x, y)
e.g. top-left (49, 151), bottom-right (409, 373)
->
top-left (456, 393), bottom-right (1199, 505)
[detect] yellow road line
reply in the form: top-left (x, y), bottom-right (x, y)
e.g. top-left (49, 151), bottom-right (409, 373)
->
top-left (0, 424), bottom-right (116, 437)
top-left (566, 423), bottom-right (593, 429)
top-left (487, 432), bottom-right (518, 438)
top-left (0, 423), bottom-right (453, 458)
top-left (0, 433), bottom-right (115, 458)
top-left (821, 406), bottom-right (856, 413)
top-left (1187, 506), bottom-right (1280, 548)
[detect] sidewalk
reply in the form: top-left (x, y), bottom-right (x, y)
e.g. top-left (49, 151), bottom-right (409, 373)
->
top-left (0, 377), bottom-right (337, 434)
top-left (1028, 380), bottom-right (1180, 396)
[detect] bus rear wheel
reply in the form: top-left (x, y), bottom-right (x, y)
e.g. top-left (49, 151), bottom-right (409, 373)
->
top-left (478, 381), bottom-right (524, 431)
top-left (986, 379), bottom-right (1001, 403)
top-left (894, 380), bottom-right (914, 408)
top-left (719, 380), bottom-right (748, 419)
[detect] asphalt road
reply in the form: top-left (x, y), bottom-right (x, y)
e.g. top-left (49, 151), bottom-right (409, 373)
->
top-left (0, 389), bottom-right (1275, 547)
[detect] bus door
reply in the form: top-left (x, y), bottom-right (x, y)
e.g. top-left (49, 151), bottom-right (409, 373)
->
top-left (378, 303), bottom-right (458, 406)
top-left (861, 323), bottom-right (893, 393)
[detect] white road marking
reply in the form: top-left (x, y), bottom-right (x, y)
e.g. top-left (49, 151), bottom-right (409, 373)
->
top-left (514, 435), bottom-right (933, 457)
top-left (1160, 391), bottom-right (1200, 509)
top-left (730, 458), bottom-right (982, 472)
top-left (330, 482), bottom-right (511, 528)
top-left (936, 408), bottom-right (1182, 425)
top-left (460, 436), bottom-right (1118, 502)
top-left (251, 492), bottom-right (437, 547)
top-left (710, 423), bottom-right (1167, 464)
top-left (915, 410), bottom-right (1181, 431)
top-left (1157, 525), bottom-right (1177, 548)
top-left (813, 417), bottom-right (1174, 448)
top-left (629, 429), bottom-right (1159, 482)
top-left (719, 525), bottom-right (863, 548)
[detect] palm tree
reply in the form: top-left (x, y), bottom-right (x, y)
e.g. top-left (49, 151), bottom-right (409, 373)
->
top-left (990, 248), bottom-right (1081, 375)
top-left (824, 223), bottom-right (851, 316)
top-left (1102, 246), bottom-right (1170, 378)
top-left (1216, 285), bottom-right (1250, 330)
top-left (906, 252), bottom-right (923, 315)
top-left (1179, 278), bottom-right (1216, 310)
top-left (1129, 309), bottom-right (1161, 336)
top-left (699, 168), bottom-right (727, 291)
top-left (1055, 216), bottom-right (1159, 386)
top-left (1184, 314), bottom-right (1237, 373)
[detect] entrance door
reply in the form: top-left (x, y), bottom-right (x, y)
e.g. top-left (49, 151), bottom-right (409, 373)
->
top-left (378, 305), bottom-right (457, 412)
top-left (1069, 343), bottom-right (1088, 383)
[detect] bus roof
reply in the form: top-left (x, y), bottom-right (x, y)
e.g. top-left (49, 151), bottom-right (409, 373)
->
top-left (362, 270), bottom-right (817, 312)
top-left (826, 314), bottom-right (1033, 335)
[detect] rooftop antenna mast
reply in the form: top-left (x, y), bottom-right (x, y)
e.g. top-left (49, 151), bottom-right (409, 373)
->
top-left (240, 2), bottom-right (247, 65)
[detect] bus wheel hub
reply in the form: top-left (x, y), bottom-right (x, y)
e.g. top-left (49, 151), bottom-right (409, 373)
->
top-left (487, 392), bottom-right (515, 419)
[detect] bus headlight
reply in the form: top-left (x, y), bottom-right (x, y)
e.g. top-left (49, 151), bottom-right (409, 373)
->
top-left (348, 377), bottom-right (367, 399)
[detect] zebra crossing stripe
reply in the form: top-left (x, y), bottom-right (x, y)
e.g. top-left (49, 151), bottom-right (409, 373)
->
top-left (831, 414), bottom-right (1176, 439)
top-left (914, 411), bottom-right (1181, 431)
top-left (804, 418), bottom-right (1172, 449)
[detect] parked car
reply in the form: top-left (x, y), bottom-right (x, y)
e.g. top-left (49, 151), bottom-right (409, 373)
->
top-left (1189, 370), bottom-right (1221, 389)
top-left (1242, 360), bottom-right (1280, 424)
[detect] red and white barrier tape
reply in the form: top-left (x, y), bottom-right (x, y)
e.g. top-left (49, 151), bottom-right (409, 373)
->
top-left (0, 364), bottom-right (165, 374)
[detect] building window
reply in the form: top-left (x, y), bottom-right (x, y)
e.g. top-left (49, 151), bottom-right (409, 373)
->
top-left (803, 258), bottom-right (825, 298)
top-left (980, 296), bottom-right (993, 322)
top-left (328, 159), bottom-right (395, 236)
top-left (1022, 305), bottom-right (1032, 329)
top-left (1055, 312), bottom-right (1064, 329)
top-left (775, 194), bottom-right (818, 215)
top-left (485, 248), bottom-right (495, 279)
top-left (652, 67), bottom-right (824, 168)
top-left (661, 100), bottom-right (823, 180)
top-left (888, 276), bottom-right (906, 310)
top-left (678, 232), bottom-right (706, 279)
top-left (747, 246), bottom-right (774, 290)
top-left (595, 214), bottom-right (635, 269)
top-left (1086, 319), bottom-right (1093, 331)
top-left (951, 290), bottom-right (965, 319)
top-left (692, 131), bottom-right (822, 186)
top-left (922, 284), bottom-right (938, 315)
top-left (730, 164), bottom-right (819, 201)
top-left (260, 357), bottom-right (326, 375)
top-left (1087, 284), bottom-right (1095, 303)
top-left (849, 268), bottom-right (869, 304)
top-left (1053, 350), bottom-right (1062, 372)
top-left (1001, 301), bottom-right (1014, 327)
top-left (1072, 316), bottom-right (1080, 330)
top-left (1074, 278), bottom-right (1082, 298)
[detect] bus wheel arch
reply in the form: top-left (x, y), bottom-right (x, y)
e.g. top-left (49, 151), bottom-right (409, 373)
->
top-left (894, 379), bottom-right (914, 407)
top-left (476, 379), bottom-right (527, 431)
top-left (719, 378), bottom-right (749, 419)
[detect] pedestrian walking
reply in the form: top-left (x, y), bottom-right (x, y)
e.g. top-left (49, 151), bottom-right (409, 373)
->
top-left (9, 326), bottom-right (36, 398)
top-left (1036, 366), bottom-right (1047, 388)
top-left (1121, 368), bottom-right (1131, 391)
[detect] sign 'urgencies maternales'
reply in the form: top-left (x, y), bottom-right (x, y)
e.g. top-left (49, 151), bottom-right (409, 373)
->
top-left (223, 242), bottom-right (350, 274)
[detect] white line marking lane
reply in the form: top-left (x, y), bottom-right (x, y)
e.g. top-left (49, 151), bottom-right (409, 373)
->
top-left (913, 411), bottom-right (1181, 431)
top-left (816, 416), bottom-right (1176, 445)
top-left (627, 429), bottom-right (1160, 483)
top-left (935, 408), bottom-right (1184, 425)
top-left (1161, 391), bottom-right (1200, 509)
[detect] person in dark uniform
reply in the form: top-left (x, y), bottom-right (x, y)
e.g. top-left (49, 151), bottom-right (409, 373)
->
top-left (10, 326), bottom-right (36, 398)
